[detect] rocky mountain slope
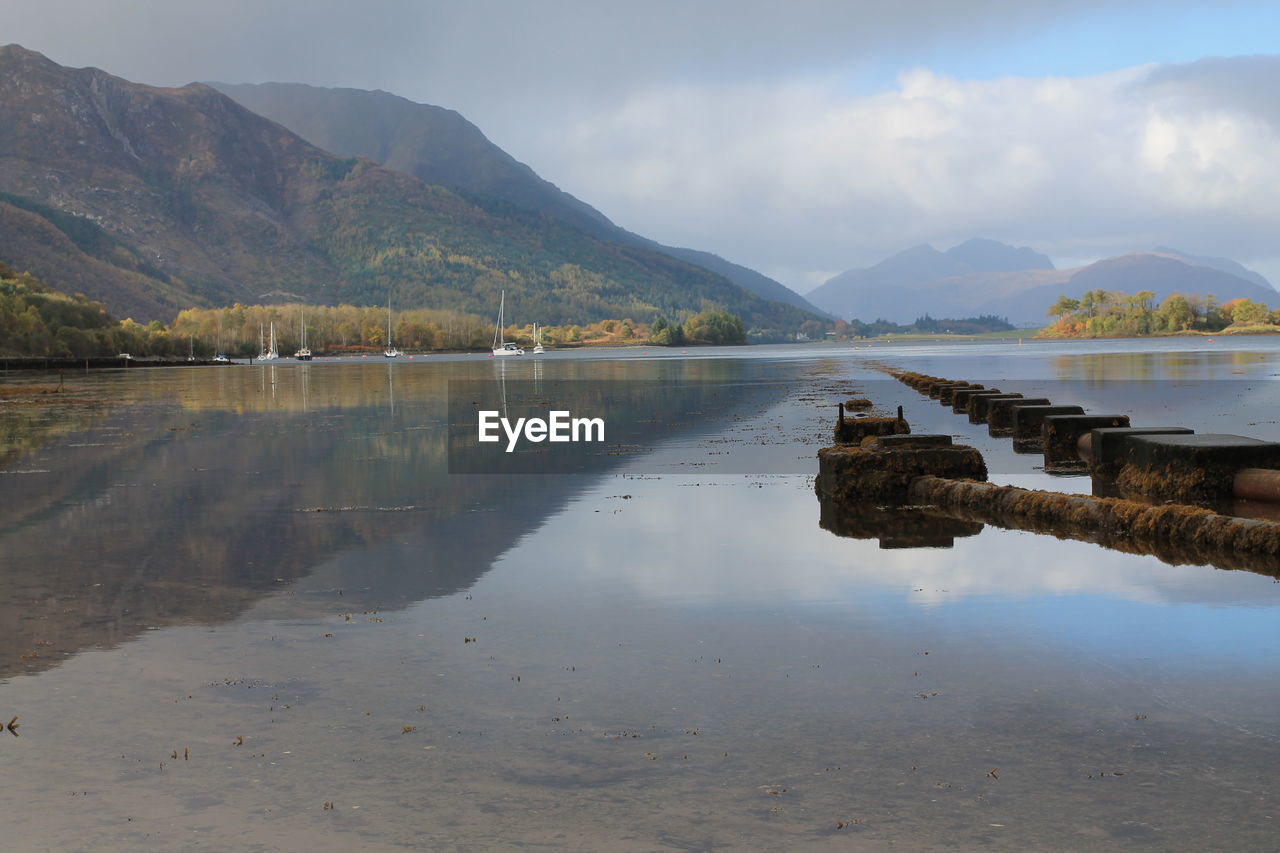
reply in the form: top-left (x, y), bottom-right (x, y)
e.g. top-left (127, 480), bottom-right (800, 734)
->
top-left (0, 45), bottom-right (815, 330)
top-left (210, 81), bottom-right (824, 315)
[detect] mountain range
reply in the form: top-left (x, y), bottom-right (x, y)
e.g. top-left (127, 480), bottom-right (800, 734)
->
top-left (0, 45), bottom-right (817, 329)
top-left (807, 239), bottom-right (1278, 324)
top-left (208, 81), bottom-right (824, 316)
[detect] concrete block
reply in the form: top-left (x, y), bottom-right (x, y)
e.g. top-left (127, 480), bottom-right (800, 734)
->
top-left (968, 393), bottom-right (1022, 424)
top-left (1086, 427), bottom-right (1195, 477)
top-left (1012, 405), bottom-right (1085, 450)
top-left (988, 397), bottom-right (1052, 435)
top-left (1043, 414), bottom-right (1130, 473)
top-left (939, 383), bottom-right (982, 405)
top-left (1117, 434), bottom-right (1280, 503)
top-left (816, 437), bottom-right (988, 504)
top-left (952, 387), bottom-right (999, 414)
top-left (834, 413), bottom-right (909, 445)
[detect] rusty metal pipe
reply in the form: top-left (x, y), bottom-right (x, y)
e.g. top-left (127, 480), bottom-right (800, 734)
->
top-left (1234, 468), bottom-right (1280, 503)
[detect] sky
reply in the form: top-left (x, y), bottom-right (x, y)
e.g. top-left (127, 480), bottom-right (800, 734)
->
top-left (7, 0), bottom-right (1280, 293)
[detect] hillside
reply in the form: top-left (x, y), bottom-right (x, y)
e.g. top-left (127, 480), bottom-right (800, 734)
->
top-left (210, 81), bottom-right (825, 315)
top-left (0, 45), bottom-right (815, 330)
top-left (0, 192), bottom-right (207, 319)
top-left (809, 239), bottom-right (1276, 324)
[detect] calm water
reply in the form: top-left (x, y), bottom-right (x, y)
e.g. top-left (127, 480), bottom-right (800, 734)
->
top-left (3, 339), bottom-right (1280, 851)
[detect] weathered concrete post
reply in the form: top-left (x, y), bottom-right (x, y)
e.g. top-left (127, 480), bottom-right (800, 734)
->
top-left (953, 387), bottom-right (999, 414)
top-left (1042, 414), bottom-right (1130, 473)
top-left (1116, 434), bottom-right (1280, 504)
top-left (988, 397), bottom-right (1051, 436)
top-left (817, 434), bottom-right (988, 504)
top-left (1081, 427), bottom-right (1195, 478)
top-left (968, 393), bottom-right (1023, 424)
top-left (1012, 405), bottom-right (1085, 452)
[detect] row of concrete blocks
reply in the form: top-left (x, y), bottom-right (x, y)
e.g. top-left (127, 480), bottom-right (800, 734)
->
top-left (815, 436), bottom-right (1280, 569)
top-left (892, 372), bottom-right (1280, 505)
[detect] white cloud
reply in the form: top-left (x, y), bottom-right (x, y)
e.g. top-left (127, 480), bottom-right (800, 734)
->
top-left (522, 59), bottom-right (1280, 291)
top-left (7, 3), bottom-right (1278, 289)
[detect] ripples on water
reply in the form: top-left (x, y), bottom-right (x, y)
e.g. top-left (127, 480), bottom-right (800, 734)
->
top-left (2, 338), bottom-right (1279, 851)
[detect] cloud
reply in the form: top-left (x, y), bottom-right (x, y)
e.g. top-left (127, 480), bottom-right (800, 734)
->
top-left (520, 57), bottom-right (1280, 290)
top-left (7, 2), bottom-right (1277, 289)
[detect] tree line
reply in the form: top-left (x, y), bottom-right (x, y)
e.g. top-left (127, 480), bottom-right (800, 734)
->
top-left (0, 263), bottom-right (748, 357)
top-left (1044, 289), bottom-right (1280, 337)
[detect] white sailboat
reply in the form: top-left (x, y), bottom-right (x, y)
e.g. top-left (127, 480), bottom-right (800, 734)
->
top-left (491, 291), bottom-right (524, 356)
top-left (258, 322), bottom-right (279, 361)
top-left (384, 297), bottom-right (401, 358)
top-left (294, 309), bottom-right (313, 360)
top-left (532, 322), bottom-right (545, 354)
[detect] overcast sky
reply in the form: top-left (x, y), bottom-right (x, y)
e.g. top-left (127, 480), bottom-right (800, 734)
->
top-left (8, 0), bottom-right (1280, 291)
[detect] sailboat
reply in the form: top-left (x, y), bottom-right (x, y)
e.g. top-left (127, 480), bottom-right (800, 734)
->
top-left (294, 309), bottom-right (313, 360)
top-left (491, 290), bottom-right (524, 356)
top-left (384, 297), bottom-right (401, 358)
top-left (532, 322), bottom-right (545, 354)
top-left (258, 322), bottom-right (279, 360)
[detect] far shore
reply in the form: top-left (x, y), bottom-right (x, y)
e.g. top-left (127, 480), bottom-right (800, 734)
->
top-left (1032, 324), bottom-right (1280, 341)
top-left (7, 326), bottom-right (1280, 373)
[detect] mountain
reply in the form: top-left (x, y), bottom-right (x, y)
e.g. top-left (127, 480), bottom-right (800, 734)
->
top-left (944, 238), bottom-right (1055, 273)
top-left (0, 190), bottom-right (204, 320)
top-left (1152, 246), bottom-right (1273, 290)
top-left (0, 46), bottom-right (816, 330)
top-left (998, 252), bottom-right (1279, 321)
top-left (809, 239), bottom-right (1278, 325)
top-left (207, 82), bottom-right (616, 237)
top-left (806, 239), bottom-right (1054, 321)
top-left (210, 81), bottom-right (825, 315)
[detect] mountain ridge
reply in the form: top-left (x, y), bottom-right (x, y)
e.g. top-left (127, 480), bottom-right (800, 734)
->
top-left (209, 80), bottom-right (825, 315)
top-left (808, 239), bottom-right (1275, 324)
top-left (0, 45), bottom-right (816, 330)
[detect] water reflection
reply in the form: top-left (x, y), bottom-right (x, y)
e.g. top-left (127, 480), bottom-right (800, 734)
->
top-left (818, 499), bottom-right (984, 549)
top-left (3, 343), bottom-right (1280, 851)
top-left (0, 358), bottom-right (799, 679)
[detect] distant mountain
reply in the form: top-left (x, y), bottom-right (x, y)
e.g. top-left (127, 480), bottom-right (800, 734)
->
top-left (809, 239), bottom-right (1278, 325)
top-left (0, 46), bottom-right (816, 329)
top-left (806, 239), bottom-right (1054, 321)
top-left (998, 252), bottom-right (1279, 322)
top-left (210, 81), bottom-right (824, 315)
top-left (1152, 247), bottom-right (1273, 290)
top-left (944, 238), bottom-right (1055, 274)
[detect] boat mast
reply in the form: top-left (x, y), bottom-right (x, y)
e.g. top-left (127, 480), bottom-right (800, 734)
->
top-left (493, 291), bottom-right (505, 349)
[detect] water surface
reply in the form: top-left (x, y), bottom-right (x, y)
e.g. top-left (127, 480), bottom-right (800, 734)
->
top-left (2, 339), bottom-right (1279, 851)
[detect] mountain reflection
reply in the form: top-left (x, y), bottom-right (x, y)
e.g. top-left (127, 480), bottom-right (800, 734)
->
top-left (0, 358), bottom-right (795, 679)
